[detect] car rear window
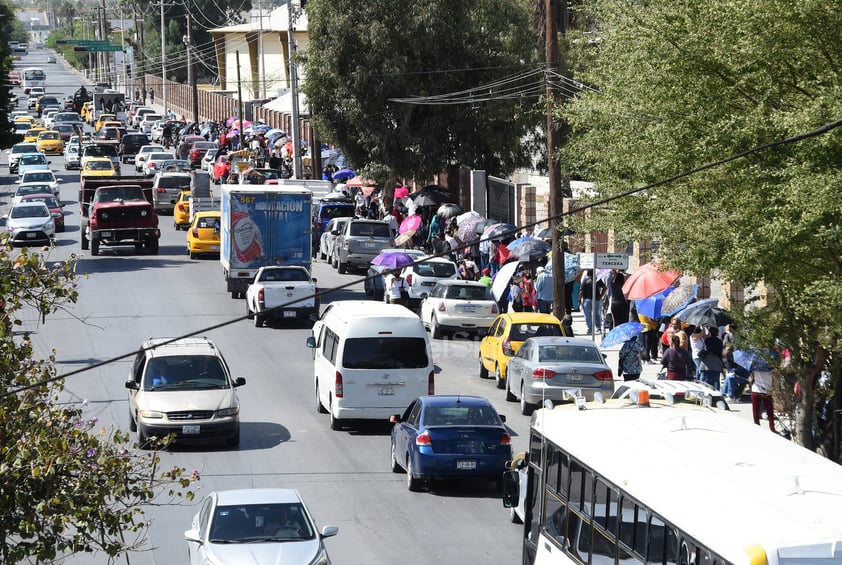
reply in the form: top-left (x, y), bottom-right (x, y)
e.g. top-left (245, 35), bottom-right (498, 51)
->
top-left (414, 262), bottom-right (456, 277)
top-left (539, 345), bottom-right (603, 363)
top-left (444, 285), bottom-right (492, 300)
top-left (259, 269), bottom-right (309, 282)
top-left (349, 222), bottom-right (391, 238)
top-left (423, 404), bottom-right (499, 426)
top-left (321, 204), bottom-right (354, 219)
top-left (342, 337), bottom-right (428, 369)
top-left (156, 175), bottom-right (190, 189)
top-left (509, 323), bottom-right (563, 341)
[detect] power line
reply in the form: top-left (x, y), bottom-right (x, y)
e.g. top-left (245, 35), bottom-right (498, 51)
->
top-left (4, 116), bottom-right (842, 398)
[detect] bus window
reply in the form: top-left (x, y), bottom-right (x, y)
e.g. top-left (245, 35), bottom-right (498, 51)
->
top-left (581, 521), bottom-right (617, 565)
top-left (569, 460), bottom-right (586, 512)
top-left (619, 497), bottom-right (647, 557)
top-left (546, 448), bottom-right (568, 496)
top-left (583, 471), bottom-right (594, 518)
top-left (544, 493), bottom-right (567, 547)
top-left (647, 515), bottom-right (678, 565)
top-left (594, 478), bottom-right (619, 536)
top-left (529, 431), bottom-right (543, 470)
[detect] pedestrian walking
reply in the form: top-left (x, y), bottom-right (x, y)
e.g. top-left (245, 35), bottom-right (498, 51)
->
top-left (148, 88), bottom-right (155, 104)
top-left (579, 270), bottom-right (605, 334)
top-left (534, 266), bottom-right (553, 314)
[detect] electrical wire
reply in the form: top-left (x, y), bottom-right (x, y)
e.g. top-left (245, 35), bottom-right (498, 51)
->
top-left (4, 116), bottom-right (842, 398)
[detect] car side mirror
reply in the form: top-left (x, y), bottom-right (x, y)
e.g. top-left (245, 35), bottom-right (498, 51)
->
top-left (389, 415), bottom-right (401, 423)
top-left (501, 470), bottom-right (520, 509)
top-left (125, 381), bottom-right (139, 390)
top-left (499, 414), bottom-right (507, 423)
top-left (311, 277), bottom-right (317, 283)
top-left (184, 529), bottom-right (202, 544)
top-left (305, 336), bottom-right (316, 348)
top-left (234, 377), bottom-right (246, 387)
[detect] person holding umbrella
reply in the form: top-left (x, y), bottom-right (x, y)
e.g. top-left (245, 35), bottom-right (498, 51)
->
top-left (387, 271), bottom-right (409, 307)
top-left (697, 327), bottom-right (725, 390)
top-left (618, 336), bottom-right (644, 381)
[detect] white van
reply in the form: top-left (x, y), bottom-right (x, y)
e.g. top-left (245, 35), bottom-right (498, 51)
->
top-left (306, 301), bottom-right (435, 430)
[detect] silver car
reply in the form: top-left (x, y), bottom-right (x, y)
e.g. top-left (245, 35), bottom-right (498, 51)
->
top-left (318, 217), bottom-right (349, 262)
top-left (64, 144), bottom-right (81, 170)
top-left (6, 201), bottom-right (56, 246)
top-left (334, 219), bottom-right (394, 274)
top-left (504, 336), bottom-right (615, 415)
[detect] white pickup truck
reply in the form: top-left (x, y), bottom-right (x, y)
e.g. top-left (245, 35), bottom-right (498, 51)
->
top-left (245, 266), bottom-right (319, 327)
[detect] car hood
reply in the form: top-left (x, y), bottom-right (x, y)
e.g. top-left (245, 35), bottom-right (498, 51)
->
top-left (137, 388), bottom-right (236, 413)
top-left (205, 539), bottom-right (321, 565)
top-left (8, 216), bottom-right (52, 229)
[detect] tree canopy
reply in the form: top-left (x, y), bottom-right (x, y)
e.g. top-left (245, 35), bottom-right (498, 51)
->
top-left (562, 0), bottom-right (842, 457)
top-left (302, 0), bottom-right (544, 195)
top-left (0, 242), bottom-right (197, 562)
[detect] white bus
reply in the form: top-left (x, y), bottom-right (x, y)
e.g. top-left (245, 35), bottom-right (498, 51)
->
top-left (503, 397), bottom-right (842, 565)
top-left (22, 67), bottom-right (46, 94)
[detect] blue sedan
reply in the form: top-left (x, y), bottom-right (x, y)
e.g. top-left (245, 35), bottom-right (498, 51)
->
top-left (389, 395), bottom-right (512, 491)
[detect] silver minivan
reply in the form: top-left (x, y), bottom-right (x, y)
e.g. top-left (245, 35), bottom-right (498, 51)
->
top-left (152, 172), bottom-right (191, 213)
top-left (334, 219), bottom-right (394, 274)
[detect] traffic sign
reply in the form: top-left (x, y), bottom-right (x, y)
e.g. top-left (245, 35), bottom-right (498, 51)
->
top-left (88, 45), bottom-right (123, 52)
top-left (66, 39), bottom-right (111, 46)
top-left (578, 253), bottom-right (629, 270)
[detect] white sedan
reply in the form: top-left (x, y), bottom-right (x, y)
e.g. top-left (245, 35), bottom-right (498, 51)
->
top-left (419, 279), bottom-right (498, 339)
top-left (142, 152), bottom-right (175, 177)
top-left (185, 488), bottom-right (338, 565)
top-left (134, 144), bottom-right (166, 172)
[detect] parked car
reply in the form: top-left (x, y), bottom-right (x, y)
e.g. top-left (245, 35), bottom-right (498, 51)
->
top-left (79, 143), bottom-right (120, 170)
top-left (318, 217), bottom-right (350, 262)
top-left (184, 489), bottom-right (338, 565)
top-left (139, 113), bottom-right (164, 134)
top-left (389, 395), bottom-right (512, 491)
top-left (125, 336), bottom-right (245, 448)
top-left (20, 193), bottom-right (64, 231)
top-left (201, 148), bottom-right (218, 171)
top-left (186, 211), bottom-right (222, 258)
top-left (504, 336), bottom-right (615, 414)
top-left (52, 123), bottom-right (78, 142)
top-left (419, 279), bottom-right (498, 339)
top-left (5, 201), bottom-right (55, 246)
top-left (479, 312), bottom-right (566, 389)
top-left (23, 127), bottom-right (46, 143)
top-left (382, 256), bottom-right (459, 307)
top-left (16, 152), bottom-right (51, 180)
top-left (363, 248), bottom-right (425, 300)
top-left (333, 219), bottom-right (394, 274)
top-left (173, 191), bottom-right (192, 230)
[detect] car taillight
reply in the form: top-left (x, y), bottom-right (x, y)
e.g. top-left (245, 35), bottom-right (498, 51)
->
top-left (148, 163), bottom-right (156, 168)
top-left (428, 370), bottom-right (435, 395)
top-left (437, 302), bottom-right (445, 312)
top-left (491, 304), bottom-right (499, 314)
top-left (192, 228), bottom-right (199, 238)
top-left (533, 368), bottom-right (556, 379)
top-left (405, 274), bottom-right (413, 286)
top-left (177, 203), bottom-right (187, 211)
top-left (335, 371), bottom-right (343, 397)
top-left (500, 433), bottom-right (511, 446)
top-left (416, 432), bottom-right (431, 446)
top-left (502, 337), bottom-right (514, 356)
top-left (156, 187), bottom-right (166, 193)
top-left (594, 370), bottom-right (613, 381)
top-left (257, 288), bottom-right (264, 304)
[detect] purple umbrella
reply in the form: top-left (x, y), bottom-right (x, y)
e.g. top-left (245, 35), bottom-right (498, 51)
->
top-left (371, 252), bottom-right (416, 270)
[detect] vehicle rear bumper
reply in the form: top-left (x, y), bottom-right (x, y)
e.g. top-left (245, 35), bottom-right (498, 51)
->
top-left (257, 304), bottom-right (318, 320)
top-left (92, 227), bottom-right (160, 244)
top-left (412, 451), bottom-right (510, 479)
top-left (189, 241), bottom-right (221, 254)
top-left (333, 405), bottom-right (406, 421)
top-left (436, 315), bottom-right (493, 333)
top-left (344, 253), bottom-right (378, 268)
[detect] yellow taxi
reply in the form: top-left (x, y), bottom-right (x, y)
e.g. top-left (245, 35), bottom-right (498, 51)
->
top-left (173, 190), bottom-right (192, 230)
top-left (24, 127), bottom-right (46, 143)
top-left (186, 211), bottom-right (221, 259)
top-left (479, 312), bottom-right (567, 389)
top-left (94, 114), bottom-right (117, 131)
top-left (36, 130), bottom-right (64, 155)
top-left (80, 157), bottom-right (117, 179)
top-left (14, 115), bottom-right (35, 127)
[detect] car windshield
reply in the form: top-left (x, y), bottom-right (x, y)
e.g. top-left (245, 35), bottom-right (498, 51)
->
top-left (143, 355), bottom-right (228, 390)
top-left (20, 155), bottom-right (47, 165)
top-left (539, 345), bottom-right (604, 363)
top-left (11, 205), bottom-right (48, 219)
top-left (86, 161), bottom-right (113, 171)
top-left (23, 172), bottom-right (53, 182)
top-left (342, 337), bottom-right (428, 369)
top-left (209, 503), bottom-right (315, 543)
top-left (509, 323), bottom-right (563, 341)
top-left (423, 404), bottom-right (499, 426)
top-left (444, 285), bottom-right (492, 300)
top-left (23, 196), bottom-right (58, 208)
top-left (11, 145), bottom-right (37, 154)
top-left (18, 185), bottom-right (51, 196)
top-left (414, 262), bottom-right (456, 277)
top-left (349, 222), bottom-right (391, 237)
top-left (84, 145), bottom-right (117, 157)
top-left (39, 132), bottom-right (60, 140)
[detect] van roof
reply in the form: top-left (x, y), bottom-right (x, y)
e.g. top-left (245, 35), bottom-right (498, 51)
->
top-left (322, 301), bottom-right (422, 325)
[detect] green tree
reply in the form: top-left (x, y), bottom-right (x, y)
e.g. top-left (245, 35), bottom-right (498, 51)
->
top-left (303, 0), bottom-right (544, 204)
top-left (562, 0), bottom-right (842, 458)
top-left (0, 241), bottom-right (197, 562)
top-left (1, 0), bottom-right (27, 148)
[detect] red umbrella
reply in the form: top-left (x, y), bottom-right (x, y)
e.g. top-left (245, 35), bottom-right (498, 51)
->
top-left (622, 262), bottom-right (681, 300)
top-left (400, 214), bottom-right (422, 234)
top-left (347, 175), bottom-right (376, 188)
top-left (394, 186), bottom-right (409, 199)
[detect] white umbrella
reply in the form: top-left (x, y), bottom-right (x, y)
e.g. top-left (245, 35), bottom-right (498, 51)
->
top-left (492, 261), bottom-right (521, 302)
top-left (456, 210), bottom-right (482, 225)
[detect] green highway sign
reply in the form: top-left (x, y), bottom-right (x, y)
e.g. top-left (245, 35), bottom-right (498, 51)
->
top-left (89, 45), bottom-right (123, 52)
top-left (67, 39), bottom-right (111, 46)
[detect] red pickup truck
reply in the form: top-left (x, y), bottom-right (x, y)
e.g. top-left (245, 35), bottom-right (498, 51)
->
top-left (79, 176), bottom-right (161, 255)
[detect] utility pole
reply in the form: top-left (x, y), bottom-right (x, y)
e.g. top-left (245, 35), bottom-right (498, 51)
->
top-left (160, 0), bottom-right (167, 113)
top-left (236, 50), bottom-right (244, 149)
top-left (546, 0), bottom-right (566, 320)
top-left (288, 0), bottom-right (302, 178)
top-left (136, 10), bottom-right (146, 100)
top-left (186, 9), bottom-right (199, 124)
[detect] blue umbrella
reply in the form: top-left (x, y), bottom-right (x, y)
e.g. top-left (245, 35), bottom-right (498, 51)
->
top-left (370, 252), bottom-right (416, 270)
top-left (564, 252), bottom-right (580, 283)
top-left (635, 286), bottom-right (675, 319)
top-left (600, 322), bottom-right (645, 349)
top-left (332, 168), bottom-right (356, 182)
top-left (732, 350), bottom-right (756, 372)
top-left (507, 237), bottom-right (551, 261)
top-left (252, 124), bottom-right (271, 132)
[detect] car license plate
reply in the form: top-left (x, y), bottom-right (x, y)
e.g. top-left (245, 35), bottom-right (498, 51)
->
top-left (283, 311), bottom-right (296, 318)
top-left (210, 245), bottom-right (219, 250)
top-left (362, 242), bottom-right (376, 249)
top-left (26, 232), bottom-right (36, 239)
top-left (378, 386), bottom-right (394, 396)
top-left (568, 374), bottom-right (583, 381)
top-left (100, 231), bottom-right (111, 238)
top-left (460, 305), bottom-right (476, 313)
top-left (456, 460), bottom-right (476, 470)
top-left (182, 425), bottom-right (200, 435)
top-left (422, 281), bottom-right (435, 286)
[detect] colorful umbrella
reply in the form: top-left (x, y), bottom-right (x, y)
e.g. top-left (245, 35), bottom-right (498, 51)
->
top-left (394, 186), bottom-right (409, 199)
top-left (458, 215), bottom-right (485, 242)
top-left (621, 263), bottom-right (681, 300)
top-left (346, 175), bottom-right (376, 188)
top-left (492, 261), bottom-right (521, 302)
top-left (371, 252), bottom-right (416, 270)
top-left (634, 286), bottom-right (675, 320)
top-left (400, 214), bottom-right (423, 234)
top-left (475, 218), bottom-right (501, 235)
top-left (600, 322), bottom-right (645, 349)
top-left (410, 191), bottom-right (448, 207)
top-left (394, 230), bottom-right (415, 247)
top-left (456, 211), bottom-right (482, 225)
top-left (252, 124), bottom-right (271, 132)
top-left (660, 284), bottom-right (699, 316)
top-left (437, 203), bottom-right (463, 218)
top-left (332, 168), bottom-right (356, 181)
